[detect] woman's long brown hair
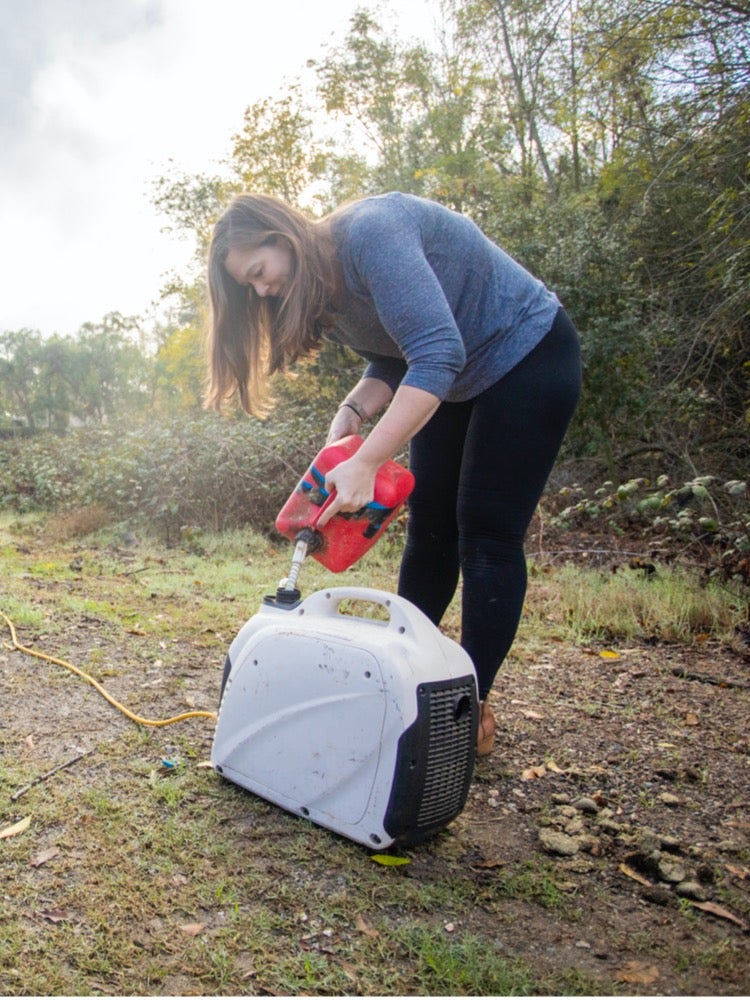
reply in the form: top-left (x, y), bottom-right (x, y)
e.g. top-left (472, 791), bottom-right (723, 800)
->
top-left (205, 194), bottom-right (338, 417)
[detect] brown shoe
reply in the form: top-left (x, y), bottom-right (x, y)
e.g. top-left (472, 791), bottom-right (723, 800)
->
top-left (477, 699), bottom-right (496, 756)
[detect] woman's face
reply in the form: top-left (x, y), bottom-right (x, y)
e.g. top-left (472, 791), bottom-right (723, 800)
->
top-left (224, 241), bottom-right (292, 299)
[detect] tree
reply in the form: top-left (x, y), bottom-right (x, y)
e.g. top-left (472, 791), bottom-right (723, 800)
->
top-left (152, 165), bottom-right (230, 271)
top-left (0, 330), bottom-right (44, 430)
top-left (0, 316), bottom-right (151, 432)
top-left (590, 1), bottom-right (750, 476)
top-left (72, 314), bottom-right (151, 422)
top-left (230, 85), bottom-right (323, 206)
top-left (154, 324), bottom-right (207, 413)
top-left (313, 9), bottom-right (437, 196)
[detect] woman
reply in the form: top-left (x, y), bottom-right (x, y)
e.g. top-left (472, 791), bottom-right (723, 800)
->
top-left (207, 192), bottom-right (581, 755)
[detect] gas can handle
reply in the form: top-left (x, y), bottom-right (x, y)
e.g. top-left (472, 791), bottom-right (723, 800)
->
top-left (310, 491), bottom-right (335, 528)
top-left (310, 490), bottom-right (389, 527)
top-left (299, 586), bottom-right (424, 635)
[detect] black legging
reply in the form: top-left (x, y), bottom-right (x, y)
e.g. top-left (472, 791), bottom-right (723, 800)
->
top-left (398, 308), bottom-right (582, 699)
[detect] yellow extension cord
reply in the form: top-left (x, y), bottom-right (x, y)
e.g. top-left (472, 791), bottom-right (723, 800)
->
top-left (1, 610), bottom-right (217, 728)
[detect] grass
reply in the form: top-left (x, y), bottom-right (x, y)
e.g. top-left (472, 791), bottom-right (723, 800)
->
top-left (393, 926), bottom-right (539, 995)
top-left (1, 511), bottom-right (747, 995)
top-left (525, 560), bottom-right (746, 648)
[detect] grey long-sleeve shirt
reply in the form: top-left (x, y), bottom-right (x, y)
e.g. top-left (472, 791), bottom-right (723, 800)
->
top-left (327, 192), bottom-right (560, 402)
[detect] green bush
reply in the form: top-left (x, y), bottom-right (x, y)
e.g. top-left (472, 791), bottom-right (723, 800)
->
top-left (552, 475), bottom-right (749, 582)
top-left (0, 413), bottom-right (330, 542)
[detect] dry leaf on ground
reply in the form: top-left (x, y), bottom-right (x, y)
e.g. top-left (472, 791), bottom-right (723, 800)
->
top-left (0, 816), bottom-right (31, 839)
top-left (619, 862), bottom-right (652, 887)
top-left (690, 900), bottom-right (749, 931)
top-left (521, 764), bottom-right (547, 780)
top-left (614, 960), bottom-right (660, 985)
top-left (178, 922), bottom-right (206, 937)
top-left (30, 847), bottom-right (60, 868)
top-left (355, 914), bottom-right (379, 938)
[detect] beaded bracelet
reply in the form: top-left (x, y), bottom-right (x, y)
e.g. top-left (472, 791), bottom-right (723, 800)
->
top-left (340, 399), bottom-right (366, 421)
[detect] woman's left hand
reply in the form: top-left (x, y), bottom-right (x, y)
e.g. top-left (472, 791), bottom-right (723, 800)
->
top-left (326, 407), bottom-right (361, 444)
top-left (318, 383), bottom-right (441, 529)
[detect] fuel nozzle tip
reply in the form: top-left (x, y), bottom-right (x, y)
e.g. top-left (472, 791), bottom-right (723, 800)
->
top-left (295, 526), bottom-right (324, 554)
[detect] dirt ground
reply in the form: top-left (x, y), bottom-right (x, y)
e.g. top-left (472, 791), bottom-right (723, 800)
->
top-left (1, 527), bottom-right (749, 996)
top-left (469, 639), bottom-right (750, 994)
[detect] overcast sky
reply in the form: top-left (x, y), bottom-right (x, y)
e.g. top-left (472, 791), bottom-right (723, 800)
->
top-left (0, 0), bottom-right (436, 338)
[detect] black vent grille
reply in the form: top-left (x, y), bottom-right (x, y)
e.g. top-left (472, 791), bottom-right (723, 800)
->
top-left (417, 681), bottom-right (476, 826)
top-left (383, 675), bottom-right (477, 845)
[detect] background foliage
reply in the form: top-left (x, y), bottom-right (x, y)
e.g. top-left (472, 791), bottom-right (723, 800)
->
top-left (1, 0), bottom-right (748, 559)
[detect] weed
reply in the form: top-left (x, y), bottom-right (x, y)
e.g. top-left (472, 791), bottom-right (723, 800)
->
top-left (637, 789), bottom-right (656, 810)
top-left (524, 561), bottom-right (745, 647)
top-left (555, 966), bottom-right (608, 995)
top-left (394, 924), bottom-right (541, 995)
top-left (495, 860), bottom-right (568, 910)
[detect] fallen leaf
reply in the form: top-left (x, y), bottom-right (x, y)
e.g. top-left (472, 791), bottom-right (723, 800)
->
top-left (615, 961), bottom-right (660, 985)
top-left (39, 908), bottom-right (73, 924)
top-left (235, 954), bottom-right (257, 980)
top-left (521, 764), bottom-right (547, 781)
top-left (521, 709), bottom-right (544, 720)
top-left (546, 759), bottom-right (564, 774)
top-left (470, 858), bottom-right (507, 870)
top-left (336, 959), bottom-right (359, 982)
top-left (689, 900), bottom-right (749, 931)
top-left (684, 712), bottom-right (700, 726)
top-left (30, 847), bottom-right (61, 868)
top-left (355, 914), bottom-right (379, 938)
top-left (24, 734), bottom-right (35, 749)
top-left (0, 816), bottom-right (31, 839)
top-left (196, 761), bottom-right (214, 769)
top-left (370, 854), bottom-right (410, 866)
top-left (320, 953), bottom-right (358, 982)
top-left (619, 862), bottom-right (652, 887)
top-left (179, 922), bottom-right (206, 937)
top-left (725, 864), bottom-right (749, 880)
top-left (600, 649), bottom-right (621, 659)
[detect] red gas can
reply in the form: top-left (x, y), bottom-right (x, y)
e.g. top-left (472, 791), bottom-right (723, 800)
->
top-left (275, 435), bottom-right (415, 572)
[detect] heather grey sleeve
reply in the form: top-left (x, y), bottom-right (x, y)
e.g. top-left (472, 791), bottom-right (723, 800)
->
top-left (346, 206), bottom-right (466, 399)
top-left (362, 356), bottom-right (408, 393)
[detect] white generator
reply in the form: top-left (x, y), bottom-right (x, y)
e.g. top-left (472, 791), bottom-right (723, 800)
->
top-left (211, 586), bottom-right (478, 848)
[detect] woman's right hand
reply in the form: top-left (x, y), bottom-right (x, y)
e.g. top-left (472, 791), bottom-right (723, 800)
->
top-left (317, 454), bottom-right (379, 527)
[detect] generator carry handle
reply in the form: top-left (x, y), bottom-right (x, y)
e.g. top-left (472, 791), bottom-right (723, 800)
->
top-left (299, 586), bottom-right (427, 638)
